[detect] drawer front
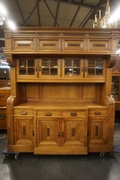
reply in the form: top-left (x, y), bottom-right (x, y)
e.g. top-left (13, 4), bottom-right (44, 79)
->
top-left (36, 110), bottom-right (61, 117)
top-left (0, 92), bottom-right (10, 106)
top-left (63, 110), bottom-right (86, 117)
top-left (88, 109), bottom-right (108, 116)
top-left (14, 108), bottom-right (34, 115)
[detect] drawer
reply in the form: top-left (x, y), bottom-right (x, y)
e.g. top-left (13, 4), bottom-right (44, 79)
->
top-left (88, 109), bottom-right (108, 116)
top-left (0, 92), bottom-right (10, 106)
top-left (14, 108), bottom-right (34, 115)
top-left (36, 110), bottom-right (61, 117)
top-left (63, 110), bottom-right (86, 117)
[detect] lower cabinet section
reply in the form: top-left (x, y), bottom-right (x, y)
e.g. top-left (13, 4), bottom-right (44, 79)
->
top-left (7, 106), bottom-right (114, 154)
top-left (35, 117), bottom-right (87, 154)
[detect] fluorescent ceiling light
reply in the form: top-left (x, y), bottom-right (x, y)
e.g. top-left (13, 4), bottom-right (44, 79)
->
top-left (109, 5), bottom-right (120, 23)
top-left (0, 3), bottom-right (7, 16)
top-left (7, 20), bottom-right (16, 30)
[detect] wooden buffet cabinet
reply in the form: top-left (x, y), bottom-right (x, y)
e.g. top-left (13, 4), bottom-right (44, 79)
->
top-left (4, 27), bottom-right (119, 155)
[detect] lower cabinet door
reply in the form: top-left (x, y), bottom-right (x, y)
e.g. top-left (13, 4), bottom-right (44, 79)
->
top-left (14, 116), bottom-right (34, 151)
top-left (61, 117), bottom-right (87, 148)
top-left (36, 117), bottom-right (60, 147)
top-left (88, 116), bottom-right (109, 152)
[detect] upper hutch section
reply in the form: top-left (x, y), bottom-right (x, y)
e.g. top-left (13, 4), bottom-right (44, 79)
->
top-left (4, 27), bottom-right (119, 55)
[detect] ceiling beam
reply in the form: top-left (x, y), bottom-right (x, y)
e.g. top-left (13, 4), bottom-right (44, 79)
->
top-left (23, 0), bottom-right (41, 26)
top-left (36, 0), bottom-right (41, 26)
top-left (54, 1), bottom-right (60, 27)
top-left (54, 0), bottom-right (105, 10)
top-left (81, 0), bottom-right (104, 27)
top-left (44, 0), bottom-right (59, 26)
top-left (69, 0), bottom-right (84, 27)
top-left (15, 0), bottom-right (25, 24)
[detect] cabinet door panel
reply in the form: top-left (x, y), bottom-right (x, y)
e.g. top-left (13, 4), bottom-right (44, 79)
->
top-left (62, 117), bottom-right (87, 148)
top-left (36, 118), bottom-right (60, 147)
top-left (14, 116), bottom-right (34, 146)
top-left (88, 117), bottom-right (108, 145)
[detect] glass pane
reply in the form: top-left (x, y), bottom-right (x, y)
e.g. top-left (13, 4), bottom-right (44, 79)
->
top-left (19, 60), bottom-right (26, 67)
top-left (50, 60), bottom-right (57, 67)
top-left (28, 68), bottom-right (34, 75)
top-left (96, 68), bottom-right (103, 75)
top-left (96, 60), bottom-right (103, 67)
top-left (73, 60), bottom-right (80, 67)
top-left (65, 60), bottom-right (72, 67)
top-left (88, 60), bottom-right (95, 67)
top-left (73, 69), bottom-right (80, 75)
top-left (50, 68), bottom-right (57, 75)
top-left (28, 60), bottom-right (34, 67)
top-left (88, 68), bottom-right (95, 75)
top-left (65, 68), bottom-right (72, 76)
top-left (19, 68), bottom-right (26, 75)
top-left (42, 60), bottom-right (49, 67)
top-left (42, 68), bottom-right (49, 75)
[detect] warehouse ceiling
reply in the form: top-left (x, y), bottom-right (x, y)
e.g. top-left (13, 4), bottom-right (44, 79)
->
top-left (0, 0), bottom-right (120, 47)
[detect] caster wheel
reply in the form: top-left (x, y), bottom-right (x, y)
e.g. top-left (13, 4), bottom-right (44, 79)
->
top-left (3, 154), bottom-right (8, 160)
top-left (14, 154), bottom-right (19, 160)
top-left (110, 152), bottom-right (115, 157)
top-left (100, 152), bottom-right (105, 157)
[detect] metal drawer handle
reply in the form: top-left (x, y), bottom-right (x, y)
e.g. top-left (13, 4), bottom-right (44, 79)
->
top-left (21, 111), bottom-right (27, 115)
top-left (71, 112), bottom-right (77, 116)
top-left (94, 112), bottom-right (101, 115)
top-left (0, 114), bottom-right (5, 120)
top-left (0, 94), bottom-right (5, 98)
top-left (45, 112), bottom-right (52, 116)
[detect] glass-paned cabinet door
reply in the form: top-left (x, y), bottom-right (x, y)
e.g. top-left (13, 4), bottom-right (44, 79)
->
top-left (63, 58), bottom-right (83, 78)
top-left (112, 76), bottom-right (120, 101)
top-left (40, 58), bottom-right (60, 78)
top-left (85, 58), bottom-right (104, 78)
top-left (17, 59), bottom-right (36, 79)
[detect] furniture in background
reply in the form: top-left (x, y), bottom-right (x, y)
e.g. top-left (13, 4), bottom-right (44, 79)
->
top-left (0, 87), bottom-right (10, 129)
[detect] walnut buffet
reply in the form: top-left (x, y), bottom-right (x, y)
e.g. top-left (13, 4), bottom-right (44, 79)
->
top-left (4, 27), bottom-right (118, 155)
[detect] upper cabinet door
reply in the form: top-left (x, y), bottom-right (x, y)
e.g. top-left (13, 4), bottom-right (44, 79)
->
top-left (62, 58), bottom-right (84, 79)
top-left (39, 58), bottom-right (60, 79)
top-left (84, 57), bottom-right (105, 79)
top-left (17, 59), bottom-right (37, 80)
top-left (17, 58), bottom-right (61, 81)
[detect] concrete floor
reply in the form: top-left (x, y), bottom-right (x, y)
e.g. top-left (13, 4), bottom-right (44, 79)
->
top-left (0, 124), bottom-right (120, 180)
